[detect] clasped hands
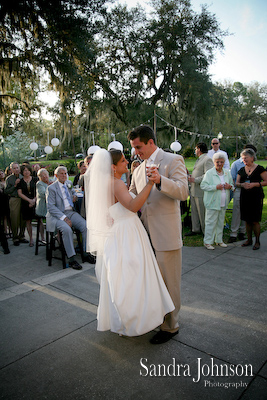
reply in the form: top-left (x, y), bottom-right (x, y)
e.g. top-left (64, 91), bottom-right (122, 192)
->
top-left (216, 183), bottom-right (232, 190)
top-left (146, 165), bottom-right (161, 185)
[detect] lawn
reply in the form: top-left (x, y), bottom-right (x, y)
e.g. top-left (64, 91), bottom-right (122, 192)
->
top-left (183, 158), bottom-right (267, 246)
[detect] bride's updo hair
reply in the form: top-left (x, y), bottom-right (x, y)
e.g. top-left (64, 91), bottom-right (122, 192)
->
top-left (109, 149), bottom-right (123, 165)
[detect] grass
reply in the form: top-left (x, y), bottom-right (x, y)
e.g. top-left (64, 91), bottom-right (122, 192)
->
top-left (182, 158), bottom-right (267, 246)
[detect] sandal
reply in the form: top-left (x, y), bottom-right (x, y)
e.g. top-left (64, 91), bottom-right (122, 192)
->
top-left (253, 243), bottom-right (260, 250)
top-left (241, 240), bottom-right (252, 247)
top-left (29, 241), bottom-right (34, 247)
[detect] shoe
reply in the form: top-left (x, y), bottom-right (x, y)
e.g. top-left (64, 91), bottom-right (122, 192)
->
top-left (19, 239), bottom-right (29, 244)
top-left (3, 248), bottom-right (10, 254)
top-left (69, 260), bottom-right (83, 270)
top-left (83, 253), bottom-right (96, 264)
top-left (241, 240), bottom-right (252, 247)
top-left (39, 240), bottom-right (47, 246)
top-left (204, 244), bottom-right (215, 250)
top-left (150, 330), bottom-right (179, 344)
top-left (228, 237), bottom-right (237, 243)
top-left (238, 233), bottom-right (246, 241)
top-left (216, 242), bottom-right (227, 248)
top-left (29, 241), bottom-right (34, 247)
top-left (253, 243), bottom-right (260, 250)
top-left (185, 231), bottom-right (200, 237)
top-left (13, 241), bottom-right (20, 246)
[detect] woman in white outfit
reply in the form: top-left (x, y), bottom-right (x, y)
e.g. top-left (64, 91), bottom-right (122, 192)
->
top-left (85, 148), bottom-right (174, 336)
top-left (200, 152), bottom-right (234, 250)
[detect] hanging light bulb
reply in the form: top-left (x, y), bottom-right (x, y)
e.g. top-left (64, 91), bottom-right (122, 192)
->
top-left (30, 142), bottom-right (38, 151)
top-left (87, 145), bottom-right (100, 155)
top-left (170, 141), bottom-right (182, 152)
top-left (44, 146), bottom-right (53, 154)
top-left (107, 141), bottom-right (123, 152)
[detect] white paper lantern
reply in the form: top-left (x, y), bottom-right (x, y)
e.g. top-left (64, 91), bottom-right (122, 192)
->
top-left (44, 145), bottom-right (53, 154)
top-left (51, 138), bottom-right (60, 147)
top-left (217, 132), bottom-right (223, 139)
top-left (108, 141), bottom-right (123, 152)
top-left (87, 145), bottom-right (101, 155)
top-left (170, 141), bottom-right (182, 152)
top-left (30, 142), bottom-right (38, 151)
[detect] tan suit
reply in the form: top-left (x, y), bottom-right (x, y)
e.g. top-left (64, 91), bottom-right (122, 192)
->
top-left (190, 154), bottom-right (214, 233)
top-left (130, 149), bottom-right (188, 332)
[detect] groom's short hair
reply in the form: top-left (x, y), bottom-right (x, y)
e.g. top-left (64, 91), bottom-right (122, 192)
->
top-left (128, 125), bottom-right (156, 144)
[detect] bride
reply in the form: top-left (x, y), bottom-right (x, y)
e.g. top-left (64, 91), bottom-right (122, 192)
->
top-left (85, 148), bottom-right (174, 336)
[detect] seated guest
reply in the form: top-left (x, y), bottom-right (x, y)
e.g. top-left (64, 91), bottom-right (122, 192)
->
top-left (5, 162), bottom-right (27, 246)
top-left (17, 164), bottom-right (38, 247)
top-left (200, 152), bottom-right (234, 250)
top-left (46, 166), bottom-right (95, 269)
top-left (36, 168), bottom-right (50, 243)
top-left (73, 160), bottom-right (87, 187)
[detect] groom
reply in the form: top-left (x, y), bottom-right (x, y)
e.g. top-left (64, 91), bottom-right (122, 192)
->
top-left (128, 125), bottom-right (188, 344)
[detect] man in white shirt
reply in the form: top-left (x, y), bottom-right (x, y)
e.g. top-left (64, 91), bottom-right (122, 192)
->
top-left (46, 166), bottom-right (95, 269)
top-left (207, 138), bottom-right (230, 170)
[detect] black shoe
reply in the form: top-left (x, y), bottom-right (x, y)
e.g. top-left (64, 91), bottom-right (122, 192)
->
top-left (13, 241), bottom-right (20, 246)
top-left (150, 329), bottom-right (179, 344)
top-left (185, 231), bottom-right (200, 237)
top-left (19, 239), bottom-right (29, 244)
top-left (69, 260), bottom-right (83, 270)
top-left (228, 236), bottom-right (237, 243)
top-left (83, 253), bottom-right (96, 264)
top-left (238, 233), bottom-right (246, 241)
top-left (3, 248), bottom-right (10, 254)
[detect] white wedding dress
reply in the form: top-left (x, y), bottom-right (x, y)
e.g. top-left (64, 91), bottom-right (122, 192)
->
top-left (95, 195), bottom-right (174, 336)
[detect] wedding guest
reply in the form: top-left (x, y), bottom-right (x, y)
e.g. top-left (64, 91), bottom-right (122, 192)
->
top-left (17, 164), bottom-right (38, 247)
top-left (0, 169), bottom-right (11, 238)
top-left (36, 168), bottom-right (50, 243)
top-left (200, 152), bottom-right (234, 250)
top-left (207, 138), bottom-right (230, 170)
top-left (235, 148), bottom-right (267, 250)
top-left (4, 162), bottom-right (27, 246)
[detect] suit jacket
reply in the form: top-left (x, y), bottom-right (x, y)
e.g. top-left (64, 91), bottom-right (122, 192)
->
top-left (46, 180), bottom-right (76, 231)
top-left (129, 149), bottom-right (188, 251)
top-left (190, 154), bottom-right (214, 198)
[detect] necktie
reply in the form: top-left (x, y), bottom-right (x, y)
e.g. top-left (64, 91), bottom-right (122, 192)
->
top-left (63, 184), bottom-right (74, 207)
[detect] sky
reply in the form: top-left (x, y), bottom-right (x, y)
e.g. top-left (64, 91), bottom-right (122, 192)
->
top-left (40, 0), bottom-right (267, 110)
top-left (122, 0), bottom-right (267, 85)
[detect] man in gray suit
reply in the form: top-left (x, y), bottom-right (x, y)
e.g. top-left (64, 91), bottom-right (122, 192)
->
top-left (187, 143), bottom-right (214, 236)
top-left (46, 166), bottom-right (95, 269)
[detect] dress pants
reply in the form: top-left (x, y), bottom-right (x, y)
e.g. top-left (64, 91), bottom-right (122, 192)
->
top-left (55, 210), bottom-right (87, 258)
top-left (191, 196), bottom-right (205, 233)
top-left (9, 197), bottom-right (26, 242)
top-left (204, 208), bottom-right (226, 244)
top-left (230, 188), bottom-right (246, 237)
top-left (155, 248), bottom-right (182, 333)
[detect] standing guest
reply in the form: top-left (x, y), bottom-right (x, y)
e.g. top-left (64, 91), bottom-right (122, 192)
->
top-left (32, 164), bottom-right (41, 177)
top-left (207, 138), bottom-right (230, 170)
top-left (0, 169), bottom-right (11, 238)
top-left (186, 142), bottom-right (213, 236)
top-left (200, 152), bottom-right (234, 250)
top-left (4, 162), bottom-right (27, 246)
top-left (128, 125), bottom-right (188, 344)
top-left (73, 160), bottom-right (87, 187)
top-left (130, 159), bottom-right (141, 184)
top-left (0, 170), bottom-right (10, 254)
top-left (17, 164), bottom-right (38, 247)
top-left (235, 148), bottom-right (267, 250)
top-left (36, 168), bottom-right (50, 243)
top-left (5, 166), bottom-right (11, 177)
top-left (228, 144), bottom-right (257, 243)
